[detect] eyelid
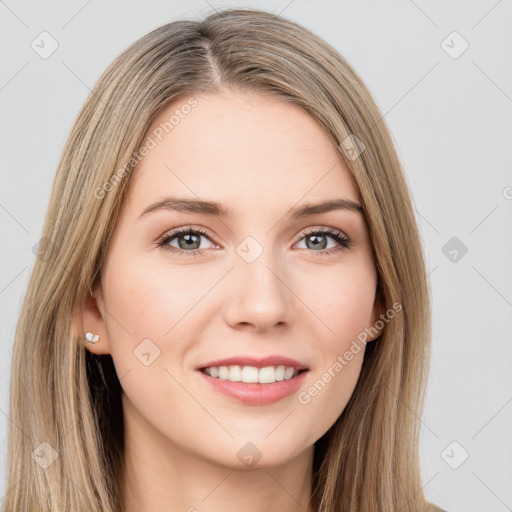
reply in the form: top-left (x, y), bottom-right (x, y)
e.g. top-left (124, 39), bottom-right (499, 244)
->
top-left (156, 224), bottom-right (218, 246)
top-left (157, 224), bottom-right (346, 242)
top-left (300, 226), bottom-right (349, 240)
top-left (156, 224), bottom-right (352, 254)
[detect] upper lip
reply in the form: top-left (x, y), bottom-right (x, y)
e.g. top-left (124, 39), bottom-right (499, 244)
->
top-left (196, 355), bottom-right (309, 371)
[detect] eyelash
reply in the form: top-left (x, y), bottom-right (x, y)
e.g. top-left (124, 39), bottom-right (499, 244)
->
top-left (156, 225), bottom-right (352, 257)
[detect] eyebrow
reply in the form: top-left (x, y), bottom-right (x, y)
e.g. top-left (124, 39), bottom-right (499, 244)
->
top-left (139, 196), bottom-right (363, 219)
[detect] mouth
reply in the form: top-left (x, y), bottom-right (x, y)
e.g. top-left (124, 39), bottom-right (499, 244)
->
top-left (197, 365), bottom-right (309, 405)
top-left (199, 365), bottom-right (308, 384)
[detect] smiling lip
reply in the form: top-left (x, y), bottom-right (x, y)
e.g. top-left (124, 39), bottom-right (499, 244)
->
top-left (196, 355), bottom-right (309, 370)
top-left (196, 355), bottom-right (310, 405)
top-left (198, 368), bottom-right (308, 405)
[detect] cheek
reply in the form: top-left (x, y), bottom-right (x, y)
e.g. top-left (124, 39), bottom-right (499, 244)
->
top-left (298, 260), bottom-right (377, 343)
top-left (294, 263), bottom-right (376, 422)
top-left (100, 249), bottom-right (230, 387)
top-left (103, 252), bottom-right (214, 338)
top-left (100, 253), bottom-right (209, 419)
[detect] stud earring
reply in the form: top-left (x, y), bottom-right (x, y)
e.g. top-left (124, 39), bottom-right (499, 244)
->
top-left (85, 332), bottom-right (100, 344)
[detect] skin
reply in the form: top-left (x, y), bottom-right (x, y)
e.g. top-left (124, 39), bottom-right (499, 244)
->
top-left (80, 88), bottom-right (383, 512)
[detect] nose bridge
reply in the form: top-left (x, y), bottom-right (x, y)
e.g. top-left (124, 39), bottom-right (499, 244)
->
top-left (223, 232), bottom-right (294, 329)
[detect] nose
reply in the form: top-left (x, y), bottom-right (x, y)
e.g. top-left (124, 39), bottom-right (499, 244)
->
top-left (222, 249), bottom-right (295, 332)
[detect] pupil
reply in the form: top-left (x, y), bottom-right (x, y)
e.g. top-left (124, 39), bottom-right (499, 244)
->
top-left (180, 233), bottom-right (199, 250)
top-left (308, 234), bottom-right (326, 250)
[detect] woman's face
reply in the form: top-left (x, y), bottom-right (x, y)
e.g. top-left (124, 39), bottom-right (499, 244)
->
top-left (85, 89), bottom-right (382, 469)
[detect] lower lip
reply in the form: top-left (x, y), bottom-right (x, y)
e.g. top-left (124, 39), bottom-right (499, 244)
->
top-left (197, 370), bottom-right (309, 405)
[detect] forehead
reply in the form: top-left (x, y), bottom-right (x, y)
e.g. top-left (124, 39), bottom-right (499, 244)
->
top-left (124, 89), bottom-right (360, 216)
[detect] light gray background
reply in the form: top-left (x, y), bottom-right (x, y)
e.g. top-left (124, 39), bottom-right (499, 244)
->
top-left (1, 1), bottom-right (511, 511)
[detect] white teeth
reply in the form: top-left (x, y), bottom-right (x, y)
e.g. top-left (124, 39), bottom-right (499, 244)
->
top-left (218, 366), bottom-right (229, 380)
top-left (284, 366), bottom-right (295, 379)
top-left (228, 365), bottom-right (242, 381)
top-left (275, 365), bottom-right (285, 381)
top-left (202, 364), bottom-right (301, 383)
top-left (259, 366), bottom-right (277, 383)
top-left (241, 366), bottom-right (258, 383)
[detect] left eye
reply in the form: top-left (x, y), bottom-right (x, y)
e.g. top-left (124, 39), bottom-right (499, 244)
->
top-left (295, 227), bottom-right (351, 252)
top-left (157, 226), bottom-right (352, 256)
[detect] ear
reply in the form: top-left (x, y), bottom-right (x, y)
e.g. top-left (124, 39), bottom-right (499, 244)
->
top-left (75, 280), bottom-right (112, 355)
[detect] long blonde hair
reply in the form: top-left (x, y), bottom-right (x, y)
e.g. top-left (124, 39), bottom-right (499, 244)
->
top-left (4, 7), bottom-right (434, 512)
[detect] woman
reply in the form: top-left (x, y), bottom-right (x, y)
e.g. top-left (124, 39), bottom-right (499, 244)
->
top-left (4, 7), bottom-right (446, 512)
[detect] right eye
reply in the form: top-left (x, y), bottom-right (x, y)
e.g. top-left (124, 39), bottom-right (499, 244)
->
top-left (156, 226), bottom-right (218, 256)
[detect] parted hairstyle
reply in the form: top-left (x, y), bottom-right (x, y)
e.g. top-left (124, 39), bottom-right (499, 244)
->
top-left (4, 7), bottom-right (437, 512)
